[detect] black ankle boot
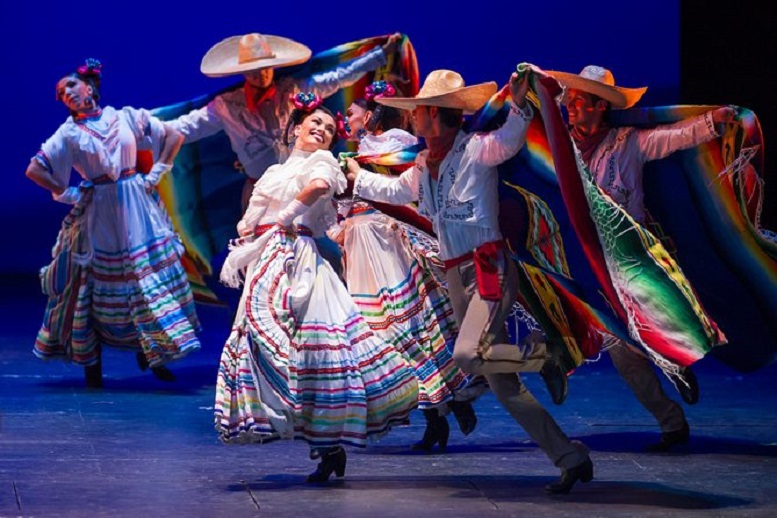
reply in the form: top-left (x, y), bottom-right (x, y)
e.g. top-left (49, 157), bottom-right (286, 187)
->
top-left (645, 422), bottom-right (690, 452)
top-left (84, 361), bottom-right (103, 389)
top-left (545, 457), bottom-right (594, 494)
top-left (411, 409), bottom-right (450, 453)
top-left (150, 365), bottom-right (176, 382)
top-left (136, 351), bottom-right (149, 371)
top-left (448, 400), bottom-right (477, 436)
top-left (137, 351), bottom-right (176, 382)
top-left (307, 447), bottom-right (347, 483)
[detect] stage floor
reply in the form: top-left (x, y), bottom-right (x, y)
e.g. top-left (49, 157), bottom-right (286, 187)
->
top-left (2, 274), bottom-right (776, 517)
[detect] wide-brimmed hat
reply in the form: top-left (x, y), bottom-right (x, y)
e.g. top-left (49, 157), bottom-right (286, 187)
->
top-left (375, 70), bottom-right (496, 114)
top-left (200, 33), bottom-right (312, 77)
top-left (546, 65), bottom-right (647, 109)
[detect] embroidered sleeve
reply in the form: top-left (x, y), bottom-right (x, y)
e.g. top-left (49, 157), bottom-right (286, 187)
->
top-left (36, 125), bottom-right (73, 187)
top-left (166, 97), bottom-right (226, 143)
top-left (308, 161), bottom-right (346, 196)
top-left (123, 107), bottom-right (167, 150)
top-left (471, 101), bottom-right (533, 167)
top-left (354, 164), bottom-right (420, 204)
top-left (637, 112), bottom-right (719, 162)
top-left (121, 106), bottom-right (149, 141)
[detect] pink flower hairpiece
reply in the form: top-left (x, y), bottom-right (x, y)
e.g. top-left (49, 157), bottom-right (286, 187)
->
top-left (292, 92), bottom-right (323, 112)
top-left (364, 80), bottom-right (396, 102)
top-left (77, 58), bottom-right (102, 78)
top-left (336, 111), bottom-right (351, 140)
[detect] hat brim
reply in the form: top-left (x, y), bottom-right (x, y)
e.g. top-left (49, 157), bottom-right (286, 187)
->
top-left (546, 71), bottom-right (647, 109)
top-left (375, 82), bottom-right (498, 114)
top-left (200, 35), bottom-right (312, 78)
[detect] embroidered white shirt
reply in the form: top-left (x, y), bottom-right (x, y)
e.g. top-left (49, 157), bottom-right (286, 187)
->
top-left (354, 102), bottom-right (532, 260)
top-left (588, 112), bottom-right (718, 223)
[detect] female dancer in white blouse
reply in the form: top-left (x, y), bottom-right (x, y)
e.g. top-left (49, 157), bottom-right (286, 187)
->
top-left (25, 59), bottom-right (201, 387)
top-left (215, 93), bottom-right (418, 483)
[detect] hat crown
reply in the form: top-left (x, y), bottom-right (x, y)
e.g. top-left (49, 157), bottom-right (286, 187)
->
top-left (579, 65), bottom-right (615, 86)
top-left (547, 64), bottom-right (646, 109)
top-left (417, 69), bottom-right (466, 99)
top-left (238, 33), bottom-right (276, 64)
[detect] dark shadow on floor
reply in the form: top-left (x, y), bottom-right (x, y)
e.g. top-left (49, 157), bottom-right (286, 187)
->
top-left (356, 433), bottom-right (777, 458)
top-left (574, 431), bottom-right (777, 457)
top-left (35, 363), bottom-right (219, 395)
top-left (229, 474), bottom-right (752, 510)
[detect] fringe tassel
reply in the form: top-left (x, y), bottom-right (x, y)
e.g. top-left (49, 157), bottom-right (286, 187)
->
top-left (219, 228), bottom-right (275, 288)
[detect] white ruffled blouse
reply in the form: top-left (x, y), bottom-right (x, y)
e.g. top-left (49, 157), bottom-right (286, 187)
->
top-left (237, 149), bottom-right (346, 237)
top-left (35, 106), bottom-right (162, 183)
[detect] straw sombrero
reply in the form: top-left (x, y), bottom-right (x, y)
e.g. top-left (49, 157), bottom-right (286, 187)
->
top-left (546, 65), bottom-right (647, 109)
top-left (375, 70), bottom-right (497, 114)
top-left (200, 33), bottom-right (312, 78)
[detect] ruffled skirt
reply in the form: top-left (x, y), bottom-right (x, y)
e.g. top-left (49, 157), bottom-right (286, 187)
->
top-left (34, 176), bottom-right (201, 366)
top-left (344, 213), bottom-right (485, 407)
top-left (215, 228), bottom-right (418, 448)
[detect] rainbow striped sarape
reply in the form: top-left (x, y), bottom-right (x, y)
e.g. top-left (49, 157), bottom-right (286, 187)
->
top-left (482, 68), bottom-right (773, 374)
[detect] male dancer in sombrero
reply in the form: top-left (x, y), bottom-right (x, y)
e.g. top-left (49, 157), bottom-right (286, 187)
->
top-left (547, 64), bottom-right (736, 452)
top-left (168, 31), bottom-right (401, 209)
top-left (343, 67), bottom-right (595, 494)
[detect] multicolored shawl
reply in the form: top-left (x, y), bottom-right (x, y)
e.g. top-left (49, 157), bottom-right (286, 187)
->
top-left (150, 34), bottom-right (419, 303)
top-left (472, 85), bottom-right (632, 370)
top-left (475, 67), bottom-right (773, 373)
top-left (289, 34), bottom-right (420, 137)
top-left (36, 189), bottom-right (94, 361)
top-left (610, 106), bottom-right (776, 372)
top-left (343, 144), bottom-right (425, 168)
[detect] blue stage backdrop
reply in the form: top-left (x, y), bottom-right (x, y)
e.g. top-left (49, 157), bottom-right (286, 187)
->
top-left (0, 0), bottom-right (679, 274)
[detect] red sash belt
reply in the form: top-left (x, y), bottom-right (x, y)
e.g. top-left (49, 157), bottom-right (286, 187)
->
top-left (348, 205), bottom-right (377, 217)
top-left (253, 223), bottom-right (313, 237)
top-left (92, 168), bottom-right (137, 185)
top-left (444, 240), bottom-right (505, 301)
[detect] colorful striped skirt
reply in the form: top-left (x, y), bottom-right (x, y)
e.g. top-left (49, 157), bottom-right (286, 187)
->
top-left (215, 227), bottom-right (418, 449)
top-left (343, 211), bottom-right (485, 407)
top-left (34, 175), bottom-right (201, 367)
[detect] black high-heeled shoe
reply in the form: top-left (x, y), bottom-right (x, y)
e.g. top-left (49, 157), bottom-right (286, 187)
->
top-left (448, 400), bottom-right (477, 436)
top-left (411, 408), bottom-right (450, 453)
top-left (307, 447), bottom-right (347, 483)
top-left (136, 351), bottom-right (176, 382)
